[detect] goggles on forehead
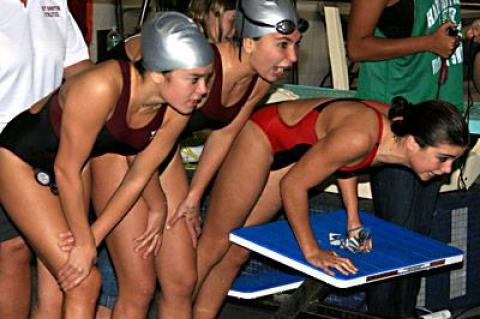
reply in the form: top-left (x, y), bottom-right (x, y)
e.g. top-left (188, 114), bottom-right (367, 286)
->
top-left (239, 1), bottom-right (309, 35)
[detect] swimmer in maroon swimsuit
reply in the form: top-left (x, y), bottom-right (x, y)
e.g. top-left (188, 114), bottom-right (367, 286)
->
top-left (91, 1), bottom-right (308, 317)
top-left (0, 12), bottom-right (213, 319)
top-left (194, 96), bottom-right (468, 317)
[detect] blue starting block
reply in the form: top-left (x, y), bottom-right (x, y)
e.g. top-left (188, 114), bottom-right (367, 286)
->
top-left (228, 270), bottom-right (304, 299)
top-left (228, 210), bottom-right (463, 297)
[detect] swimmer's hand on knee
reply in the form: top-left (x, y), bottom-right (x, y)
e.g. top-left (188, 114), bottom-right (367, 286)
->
top-left (134, 209), bottom-right (165, 258)
top-left (166, 197), bottom-right (202, 248)
top-left (58, 231), bottom-right (75, 252)
top-left (185, 210), bottom-right (202, 248)
top-left (57, 244), bottom-right (97, 291)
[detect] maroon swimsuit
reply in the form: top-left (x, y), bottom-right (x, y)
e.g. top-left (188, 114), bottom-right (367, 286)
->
top-left (182, 44), bottom-right (259, 135)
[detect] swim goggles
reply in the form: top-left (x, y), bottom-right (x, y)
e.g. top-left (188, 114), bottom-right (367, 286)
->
top-left (329, 226), bottom-right (372, 253)
top-left (238, 1), bottom-right (309, 35)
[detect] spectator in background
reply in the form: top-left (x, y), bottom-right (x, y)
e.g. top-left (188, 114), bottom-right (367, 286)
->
top-left (347, 0), bottom-right (480, 317)
top-left (0, 1), bottom-right (91, 318)
top-left (67, 0), bottom-right (92, 44)
top-left (468, 20), bottom-right (480, 91)
top-left (187, 0), bottom-right (236, 42)
top-left (95, 3), bottom-right (238, 197)
top-left (102, 0), bottom-right (236, 66)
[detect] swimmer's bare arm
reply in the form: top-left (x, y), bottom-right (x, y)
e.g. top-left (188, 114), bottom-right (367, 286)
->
top-left (280, 127), bottom-right (375, 276)
top-left (54, 65), bottom-right (121, 290)
top-left (91, 107), bottom-right (190, 246)
top-left (337, 176), bottom-right (372, 252)
top-left (63, 60), bottom-right (94, 79)
top-left (337, 176), bottom-right (361, 231)
top-left (133, 164), bottom-right (167, 258)
top-left (167, 80), bottom-right (271, 242)
top-left (124, 154), bottom-right (167, 257)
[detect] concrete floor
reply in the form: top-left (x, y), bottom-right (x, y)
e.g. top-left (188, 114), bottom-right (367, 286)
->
top-left (142, 298), bottom-right (274, 319)
top-left (143, 294), bottom-right (275, 319)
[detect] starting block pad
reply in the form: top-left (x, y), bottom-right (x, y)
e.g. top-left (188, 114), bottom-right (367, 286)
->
top-left (229, 210), bottom-right (463, 289)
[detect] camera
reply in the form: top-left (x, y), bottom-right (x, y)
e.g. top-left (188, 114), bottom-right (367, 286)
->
top-left (447, 27), bottom-right (459, 37)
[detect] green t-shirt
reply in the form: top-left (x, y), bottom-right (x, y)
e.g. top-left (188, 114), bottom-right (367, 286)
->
top-left (356, 0), bottom-right (463, 112)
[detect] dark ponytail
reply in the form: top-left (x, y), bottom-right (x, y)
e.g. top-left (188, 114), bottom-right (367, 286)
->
top-left (389, 96), bottom-right (469, 148)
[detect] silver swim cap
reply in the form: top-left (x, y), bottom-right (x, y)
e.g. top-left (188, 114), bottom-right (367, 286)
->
top-left (141, 12), bottom-right (214, 72)
top-left (235, 0), bottom-right (308, 39)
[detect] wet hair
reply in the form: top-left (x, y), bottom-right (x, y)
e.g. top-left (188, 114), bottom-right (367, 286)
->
top-left (209, 0), bottom-right (236, 16)
top-left (134, 60), bottom-right (146, 74)
top-left (388, 96), bottom-right (469, 148)
top-left (188, 0), bottom-right (236, 40)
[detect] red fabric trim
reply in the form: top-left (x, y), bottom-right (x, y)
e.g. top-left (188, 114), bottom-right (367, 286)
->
top-left (86, 0), bottom-right (93, 45)
top-left (68, 0), bottom-right (92, 45)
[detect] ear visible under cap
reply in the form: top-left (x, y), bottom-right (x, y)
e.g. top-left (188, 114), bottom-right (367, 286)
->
top-left (242, 37), bottom-right (255, 54)
top-left (148, 69), bottom-right (167, 84)
top-left (406, 135), bottom-right (421, 152)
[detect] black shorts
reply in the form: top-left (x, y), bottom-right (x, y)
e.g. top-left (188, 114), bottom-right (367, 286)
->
top-left (0, 204), bottom-right (20, 242)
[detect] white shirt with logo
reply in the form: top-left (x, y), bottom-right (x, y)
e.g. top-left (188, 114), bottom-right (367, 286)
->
top-left (0, 0), bottom-right (89, 128)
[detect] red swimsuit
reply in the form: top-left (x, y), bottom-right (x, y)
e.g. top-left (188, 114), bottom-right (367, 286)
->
top-left (250, 98), bottom-right (387, 171)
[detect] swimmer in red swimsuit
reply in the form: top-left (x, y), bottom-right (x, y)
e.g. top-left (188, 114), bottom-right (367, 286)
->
top-left (193, 96), bottom-right (468, 317)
